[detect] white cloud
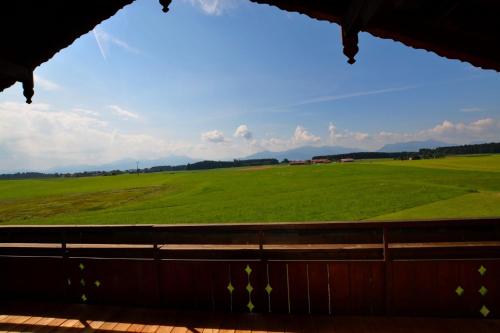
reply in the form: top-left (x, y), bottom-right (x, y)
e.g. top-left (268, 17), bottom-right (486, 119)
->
top-left (234, 124), bottom-right (252, 140)
top-left (34, 75), bottom-right (61, 91)
top-left (108, 105), bottom-right (140, 120)
top-left (201, 130), bottom-right (226, 143)
top-left (376, 119), bottom-right (499, 149)
top-left (2, 101), bottom-right (498, 172)
top-left (460, 107), bottom-right (482, 113)
top-left (72, 108), bottom-right (100, 117)
top-left (324, 118), bottom-right (500, 151)
top-left (424, 118), bottom-right (499, 140)
top-left (328, 122), bottom-right (369, 145)
top-left (0, 102), bottom-right (185, 172)
top-left (93, 27), bottom-right (140, 60)
top-left (293, 126), bottom-right (321, 144)
top-left (186, 0), bottom-right (239, 15)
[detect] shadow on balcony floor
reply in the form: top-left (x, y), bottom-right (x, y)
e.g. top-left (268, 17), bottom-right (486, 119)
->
top-left (1, 301), bottom-right (500, 333)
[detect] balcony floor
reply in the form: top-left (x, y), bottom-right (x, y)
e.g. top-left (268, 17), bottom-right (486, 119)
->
top-left (1, 301), bottom-right (499, 333)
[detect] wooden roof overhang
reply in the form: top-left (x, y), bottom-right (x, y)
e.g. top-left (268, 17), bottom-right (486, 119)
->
top-left (0, 0), bottom-right (133, 103)
top-left (1, 0), bottom-right (499, 104)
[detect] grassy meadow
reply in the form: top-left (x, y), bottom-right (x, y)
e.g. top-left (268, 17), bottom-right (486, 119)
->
top-left (1, 154), bottom-right (500, 225)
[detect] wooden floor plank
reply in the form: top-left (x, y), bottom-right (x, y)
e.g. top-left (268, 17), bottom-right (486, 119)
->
top-left (2, 302), bottom-right (500, 333)
top-left (1, 315), bottom-right (32, 333)
top-left (27, 317), bottom-right (60, 333)
top-left (99, 321), bottom-right (120, 331)
top-left (114, 322), bottom-right (133, 332)
top-left (141, 324), bottom-right (160, 333)
top-left (156, 325), bottom-right (175, 333)
top-left (129, 323), bottom-right (146, 332)
top-left (20, 317), bottom-right (55, 333)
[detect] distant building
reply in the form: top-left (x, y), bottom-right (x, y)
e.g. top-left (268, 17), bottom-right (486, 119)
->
top-left (340, 158), bottom-right (354, 163)
top-left (311, 159), bottom-right (331, 164)
top-left (289, 160), bottom-right (311, 165)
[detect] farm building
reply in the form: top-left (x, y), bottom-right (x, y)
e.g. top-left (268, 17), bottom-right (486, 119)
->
top-left (311, 158), bottom-right (332, 164)
top-left (340, 158), bottom-right (355, 163)
top-left (289, 160), bottom-right (311, 165)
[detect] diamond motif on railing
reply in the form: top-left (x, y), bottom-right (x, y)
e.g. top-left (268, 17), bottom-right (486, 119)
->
top-left (247, 301), bottom-right (255, 312)
top-left (79, 263), bottom-right (85, 271)
top-left (480, 305), bottom-right (490, 317)
top-left (478, 265), bottom-right (487, 276)
top-left (265, 283), bottom-right (273, 295)
top-left (80, 278), bottom-right (85, 287)
top-left (81, 294), bottom-right (87, 302)
top-left (95, 280), bottom-right (101, 288)
top-left (478, 286), bottom-right (488, 296)
top-left (246, 283), bottom-right (253, 294)
top-left (455, 286), bottom-right (464, 296)
top-left (245, 264), bottom-right (252, 275)
top-left (227, 282), bottom-right (235, 294)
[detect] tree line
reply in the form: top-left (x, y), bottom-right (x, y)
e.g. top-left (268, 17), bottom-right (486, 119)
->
top-left (313, 142), bottom-right (500, 161)
top-left (419, 142), bottom-right (500, 158)
top-left (2, 143), bottom-right (499, 179)
top-left (0, 159), bottom-right (280, 179)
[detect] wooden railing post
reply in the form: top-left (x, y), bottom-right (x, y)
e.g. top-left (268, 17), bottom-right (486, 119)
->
top-left (383, 226), bottom-right (392, 315)
top-left (61, 230), bottom-right (70, 302)
top-left (153, 227), bottom-right (162, 306)
top-left (258, 229), bottom-right (264, 261)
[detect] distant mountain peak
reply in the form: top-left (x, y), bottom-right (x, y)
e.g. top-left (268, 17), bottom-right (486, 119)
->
top-left (46, 155), bottom-right (198, 173)
top-left (244, 145), bottom-right (360, 161)
top-left (378, 140), bottom-right (448, 153)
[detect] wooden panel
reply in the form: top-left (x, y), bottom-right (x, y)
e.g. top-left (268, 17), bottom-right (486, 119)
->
top-left (287, 262), bottom-right (309, 314)
top-left (210, 262), bottom-right (232, 312)
top-left (436, 261), bottom-right (460, 317)
top-left (192, 261), bottom-right (216, 311)
top-left (460, 261), bottom-right (486, 317)
top-left (348, 262), bottom-right (384, 315)
top-left (390, 260), bottom-right (500, 318)
top-left (228, 261), bottom-right (264, 313)
top-left (484, 260), bottom-right (500, 319)
top-left (66, 258), bottom-right (158, 306)
top-left (412, 261), bottom-right (439, 315)
top-left (160, 261), bottom-right (198, 310)
top-left (369, 262), bottom-right (385, 315)
top-left (330, 263), bottom-right (351, 315)
top-left (267, 262), bottom-right (289, 314)
top-left (307, 263), bottom-right (330, 314)
top-left (0, 257), bottom-right (66, 301)
top-left (391, 261), bottom-right (416, 315)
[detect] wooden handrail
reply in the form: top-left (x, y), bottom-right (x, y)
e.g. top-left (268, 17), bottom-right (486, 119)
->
top-left (0, 218), bottom-right (498, 260)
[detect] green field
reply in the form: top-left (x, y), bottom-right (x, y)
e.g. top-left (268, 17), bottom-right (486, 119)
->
top-left (1, 155), bottom-right (500, 225)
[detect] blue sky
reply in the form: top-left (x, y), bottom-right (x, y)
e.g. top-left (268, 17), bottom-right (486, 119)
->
top-left (1, 0), bottom-right (499, 171)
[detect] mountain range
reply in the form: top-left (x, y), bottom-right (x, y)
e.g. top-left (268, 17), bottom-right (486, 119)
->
top-left (36, 141), bottom-right (458, 174)
top-left (243, 145), bottom-right (360, 161)
top-left (47, 155), bottom-right (198, 173)
top-left (377, 140), bottom-right (449, 153)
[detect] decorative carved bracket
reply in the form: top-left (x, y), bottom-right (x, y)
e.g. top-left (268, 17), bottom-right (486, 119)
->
top-left (341, 0), bottom-right (384, 64)
top-left (159, 0), bottom-right (172, 13)
top-left (0, 58), bottom-right (34, 103)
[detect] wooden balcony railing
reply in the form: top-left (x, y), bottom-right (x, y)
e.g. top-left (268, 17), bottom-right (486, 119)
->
top-left (0, 218), bottom-right (499, 318)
